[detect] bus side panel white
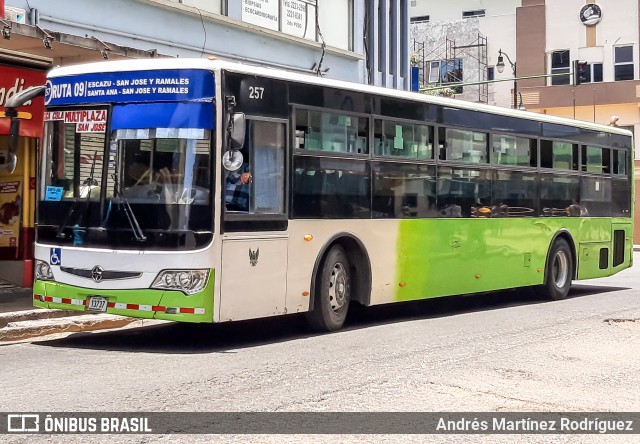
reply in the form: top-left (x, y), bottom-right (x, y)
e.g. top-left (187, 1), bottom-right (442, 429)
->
top-left (219, 236), bottom-right (288, 321)
top-left (285, 220), bottom-right (400, 313)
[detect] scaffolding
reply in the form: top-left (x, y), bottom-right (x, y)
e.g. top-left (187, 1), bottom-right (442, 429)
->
top-left (413, 33), bottom-right (488, 103)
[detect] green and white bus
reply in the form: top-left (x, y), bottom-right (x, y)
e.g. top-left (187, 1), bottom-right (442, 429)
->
top-left (9, 58), bottom-right (633, 331)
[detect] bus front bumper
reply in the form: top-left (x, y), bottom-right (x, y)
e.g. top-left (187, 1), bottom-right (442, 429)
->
top-left (32, 275), bottom-right (214, 324)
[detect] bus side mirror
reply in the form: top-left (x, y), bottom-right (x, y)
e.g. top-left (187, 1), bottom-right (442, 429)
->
top-left (229, 112), bottom-right (246, 150)
top-left (222, 113), bottom-right (246, 171)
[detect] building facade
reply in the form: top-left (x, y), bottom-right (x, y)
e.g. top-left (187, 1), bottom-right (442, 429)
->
top-left (3, 0), bottom-right (411, 89)
top-left (411, 0), bottom-right (640, 242)
top-left (410, 0), bottom-right (518, 106)
top-left (1, 0), bottom-right (411, 287)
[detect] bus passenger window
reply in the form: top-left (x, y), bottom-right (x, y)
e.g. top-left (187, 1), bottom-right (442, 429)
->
top-left (541, 140), bottom-right (578, 170)
top-left (581, 146), bottom-right (605, 173)
top-left (437, 167), bottom-right (490, 217)
top-left (372, 163), bottom-right (437, 218)
top-left (492, 134), bottom-right (536, 167)
top-left (292, 156), bottom-right (370, 219)
top-left (295, 109), bottom-right (368, 155)
top-left (540, 174), bottom-right (580, 216)
top-left (444, 128), bottom-right (488, 163)
top-left (374, 121), bottom-right (434, 159)
top-left (612, 149), bottom-right (627, 175)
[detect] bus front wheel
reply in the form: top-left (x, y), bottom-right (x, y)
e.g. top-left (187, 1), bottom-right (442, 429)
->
top-left (307, 245), bottom-right (351, 332)
top-left (541, 238), bottom-right (573, 300)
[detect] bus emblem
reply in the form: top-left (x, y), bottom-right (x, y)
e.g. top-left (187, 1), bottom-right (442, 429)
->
top-left (91, 266), bottom-right (104, 282)
top-left (249, 248), bottom-right (259, 267)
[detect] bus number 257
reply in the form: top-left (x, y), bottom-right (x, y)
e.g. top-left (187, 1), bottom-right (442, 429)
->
top-left (248, 86), bottom-right (264, 100)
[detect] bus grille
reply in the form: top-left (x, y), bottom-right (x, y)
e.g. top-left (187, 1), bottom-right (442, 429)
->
top-left (60, 267), bottom-right (142, 280)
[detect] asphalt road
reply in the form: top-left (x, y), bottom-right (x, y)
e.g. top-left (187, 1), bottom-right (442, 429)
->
top-left (1, 253), bottom-right (639, 444)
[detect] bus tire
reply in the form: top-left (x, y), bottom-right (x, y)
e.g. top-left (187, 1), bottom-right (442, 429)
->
top-left (307, 245), bottom-right (351, 332)
top-left (541, 238), bottom-right (573, 300)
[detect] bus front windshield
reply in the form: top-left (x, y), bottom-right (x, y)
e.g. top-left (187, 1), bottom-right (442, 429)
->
top-left (38, 112), bottom-right (213, 250)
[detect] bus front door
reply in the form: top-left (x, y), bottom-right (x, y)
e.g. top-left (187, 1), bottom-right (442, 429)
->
top-left (219, 119), bottom-right (288, 321)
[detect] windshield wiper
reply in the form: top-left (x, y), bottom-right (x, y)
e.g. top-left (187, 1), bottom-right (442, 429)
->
top-left (112, 170), bottom-right (147, 242)
top-left (56, 150), bottom-right (98, 239)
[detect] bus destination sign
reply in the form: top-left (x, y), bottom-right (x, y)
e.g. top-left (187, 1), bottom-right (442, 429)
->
top-left (44, 69), bottom-right (214, 106)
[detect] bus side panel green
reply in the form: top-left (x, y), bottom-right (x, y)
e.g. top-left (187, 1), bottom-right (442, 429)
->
top-left (155, 269), bottom-right (215, 323)
top-left (32, 280), bottom-right (48, 309)
top-left (612, 221), bottom-right (634, 272)
top-left (575, 220), bottom-right (632, 279)
top-left (394, 218), bottom-right (617, 302)
top-left (576, 242), bottom-right (611, 279)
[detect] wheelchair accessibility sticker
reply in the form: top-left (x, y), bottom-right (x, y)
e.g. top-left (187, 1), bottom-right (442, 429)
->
top-left (50, 248), bottom-right (61, 266)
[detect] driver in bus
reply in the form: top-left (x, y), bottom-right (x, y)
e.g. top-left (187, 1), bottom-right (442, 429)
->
top-left (225, 159), bottom-right (251, 212)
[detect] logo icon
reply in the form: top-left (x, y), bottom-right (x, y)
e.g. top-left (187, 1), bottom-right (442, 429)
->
top-left (44, 79), bottom-right (53, 105)
top-left (91, 266), bottom-right (104, 282)
top-left (249, 248), bottom-right (259, 267)
top-left (7, 414), bottom-right (40, 432)
top-left (49, 248), bottom-right (61, 266)
top-left (579, 4), bottom-right (602, 26)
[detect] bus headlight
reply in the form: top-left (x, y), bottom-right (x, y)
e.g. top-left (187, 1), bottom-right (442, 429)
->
top-left (151, 269), bottom-right (209, 295)
top-left (35, 260), bottom-right (55, 281)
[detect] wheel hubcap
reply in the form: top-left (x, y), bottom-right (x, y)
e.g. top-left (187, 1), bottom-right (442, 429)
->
top-left (552, 250), bottom-right (569, 288)
top-left (328, 262), bottom-right (347, 314)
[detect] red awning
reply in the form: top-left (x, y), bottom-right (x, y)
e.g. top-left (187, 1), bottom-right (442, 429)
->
top-left (0, 64), bottom-right (46, 138)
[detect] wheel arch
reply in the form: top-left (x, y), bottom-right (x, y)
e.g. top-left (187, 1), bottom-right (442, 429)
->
top-left (546, 230), bottom-right (577, 280)
top-left (309, 233), bottom-right (372, 310)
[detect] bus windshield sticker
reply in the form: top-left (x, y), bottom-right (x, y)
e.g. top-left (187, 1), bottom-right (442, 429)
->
top-left (44, 109), bottom-right (107, 133)
top-left (44, 186), bottom-right (63, 201)
top-left (394, 125), bottom-right (403, 149)
top-left (49, 248), bottom-right (61, 266)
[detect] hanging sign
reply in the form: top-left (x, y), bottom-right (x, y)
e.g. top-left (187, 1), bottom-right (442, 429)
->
top-left (242, 0), bottom-right (279, 31)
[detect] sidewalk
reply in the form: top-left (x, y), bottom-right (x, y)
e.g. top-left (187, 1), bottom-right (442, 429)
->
top-left (0, 281), bottom-right (34, 313)
top-left (0, 280), bottom-right (141, 342)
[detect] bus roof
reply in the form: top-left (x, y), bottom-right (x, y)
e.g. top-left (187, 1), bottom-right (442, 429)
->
top-left (48, 58), bottom-right (632, 137)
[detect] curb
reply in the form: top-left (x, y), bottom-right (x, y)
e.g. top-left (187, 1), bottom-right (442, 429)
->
top-left (0, 314), bottom-right (142, 342)
top-left (0, 308), bottom-right (85, 329)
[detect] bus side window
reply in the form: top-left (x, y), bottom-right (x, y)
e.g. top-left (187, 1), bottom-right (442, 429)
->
top-left (251, 120), bottom-right (285, 214)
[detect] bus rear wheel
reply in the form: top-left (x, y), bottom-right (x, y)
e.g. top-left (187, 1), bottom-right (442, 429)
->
top-left (541, 238), bottom-right (573, 300)
top-left (307, 245), bottom-right (351, 332)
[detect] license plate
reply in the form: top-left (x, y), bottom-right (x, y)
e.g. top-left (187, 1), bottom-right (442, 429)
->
top-left (87, 296), bottom-right (108, 312)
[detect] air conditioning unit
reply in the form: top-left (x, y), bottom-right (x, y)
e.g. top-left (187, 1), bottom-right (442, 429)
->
top-left (5, 6), bottom-right (27, 24)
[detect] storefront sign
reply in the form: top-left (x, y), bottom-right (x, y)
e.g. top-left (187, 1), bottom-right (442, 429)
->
top-left (0, 180), bottom-right (21, 249)
top-left (282, 0), bottom-right (314, 38)
top-left (242, 0), bottom-right (316, 40)
top-left (0, 65), bottom-right (46, 137)
top-left (45, 69), bottom-right (214, 106)
top-left (242, 0), bottom-right (279, 31)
